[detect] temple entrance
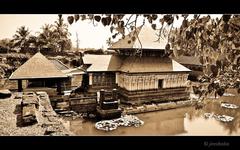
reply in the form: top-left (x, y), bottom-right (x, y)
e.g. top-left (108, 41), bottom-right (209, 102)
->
top-left (158, 79), bottom-right (163, 89)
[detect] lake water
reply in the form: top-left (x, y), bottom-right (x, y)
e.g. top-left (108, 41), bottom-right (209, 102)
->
top-left (64, 90), bottom-right (240, 136)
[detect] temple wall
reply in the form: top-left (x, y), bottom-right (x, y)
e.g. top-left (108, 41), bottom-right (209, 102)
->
top-left (117, 72), bottom-right (189, 91)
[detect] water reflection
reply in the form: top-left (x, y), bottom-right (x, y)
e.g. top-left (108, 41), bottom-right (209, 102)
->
top-left (184, 95), bottom-right (240, 136)
top-left (66, 92), bottom-right (240, 136)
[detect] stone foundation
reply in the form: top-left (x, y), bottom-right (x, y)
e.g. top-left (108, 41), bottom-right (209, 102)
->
top-left (118, 87), bottom-right (190, 105)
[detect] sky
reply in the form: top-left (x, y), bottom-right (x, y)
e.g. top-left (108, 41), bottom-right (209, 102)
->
top-left (0, 14), bottom-right (222, 49)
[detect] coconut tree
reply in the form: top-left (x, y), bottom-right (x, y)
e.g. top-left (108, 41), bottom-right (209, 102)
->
top-left (37, 24), bottom-right (56, 51)
top-left (53, 15), bottom-right (72, 52)
top-left (12, 26), bottom-right (31, 52)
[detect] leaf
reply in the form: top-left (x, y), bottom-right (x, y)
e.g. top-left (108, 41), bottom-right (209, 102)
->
top-left (117, 14), bottom-right (124, 20)
top-left (216, 60), bottom-right (222, 69)
top-left (210, 65), bottom-right (219, 77)
top-left (152, 14), bottom-right (158, 20)
top-left (94, 15), bottom-right (101, 22)
top-left (222, 15), bottom-right (231, 23)
top-left (182, 14), bottom-right (189, 19)
top-left (207, 83), bottom-right (215, 93)
top-left (223, 23), bottom-right (229, 33)
top-left (110, 26), bottom-right (114, 33)
top-left (67, 16), bottom-right (74, 25)
top-left (130, 26), bottom-right (134, 31)
top-left (81, 15), bottom-right (86, 20)
top-left (58, 14), bottom-right (62, 19)
top-left (217, 87), bottom-right (225, 96)
top-left (74, 15), bottom-right (80, 22)
top-left (165, 43), bottom-right (170, 51)
top-left (151, 24), bottom-right (156, 30)
top-left (148, 17), bottom-right (153, 24)
top-left (106, 16), bottom-right (112, 26)
top-left (159, 18), bottom-right (165, 25)
top-left (118, 21), bottom-right (124, 28)
top-left (194, 14), bottom-right (198, 19)
top-left (131, 36), bottom-right (136, 41)
top-left (111, 17), bottom-right (117, 25)
top-left (167, 17), bottom-right (174, 25)
top-left (88, 14), bottom-right (94, 20)
top-left (101, 17), bottom-right (107, 26)
top-left (176, 15), bottom-right (179, 20)
top-left (143, 14), bottom-right (150, 18)
top-left (182, 19), bottom-right (188, 28)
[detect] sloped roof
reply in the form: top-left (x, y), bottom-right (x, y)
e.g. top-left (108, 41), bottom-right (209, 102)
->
top-left (82, 54), bottom-right (122, 72)
top-left (173, 56), bottom-right (202, 66)
top-left (9, 52), bottom-right (68, 80)
top-left (49, 59), bottom-right (69, 70)
top-left (119, 56), bottom-right (191, 73)
top-left (83, 54), bottom-right (190, 73)
top-left (109, 25), bottom-right (168, 50)
top-left (62, 66), bottom-right (86, 76)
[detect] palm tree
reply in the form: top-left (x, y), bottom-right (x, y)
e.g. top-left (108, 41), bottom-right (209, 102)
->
top-left (53, 15), bottom-right (71, 52)
top-left (37, 24), bottom-right (55, 51)
top-left (12, 26), bottom-right (30, 52)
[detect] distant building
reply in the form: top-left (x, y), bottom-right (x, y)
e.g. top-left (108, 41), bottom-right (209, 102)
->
top-left (173, 56), bottom-right (205, 81)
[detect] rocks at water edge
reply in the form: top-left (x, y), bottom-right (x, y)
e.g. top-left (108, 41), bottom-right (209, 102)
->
top-left (95, 115), bottom-right (144, 131)
top-left (221, 102), bottom-right (239, 109)
top-left (204, 113), bottom-right (234, 122)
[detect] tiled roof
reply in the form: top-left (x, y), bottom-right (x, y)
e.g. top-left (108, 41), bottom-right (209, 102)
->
top-left (9, 52), bottom-right (68, 80)
top-left (83, 54), bottom-right (190, 73)
top-left (109, 25), bottom-right (168, 50)
top-left (82, 54), bottom-right (122, 72)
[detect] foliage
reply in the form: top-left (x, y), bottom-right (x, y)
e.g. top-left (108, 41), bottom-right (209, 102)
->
top-left (52, 15), bottom-right (72, 52)
top-left (83, 49), bottom-right (104, 54)
top-left (12, 26), bottom-right (31, 52)
top-left (0, 38), bottom-right (14, 53)
top-left (169, 15), bottom-right (240, 97)
top-left (9, 15), bottom-right (72, 54)
top-left (67, 14), bottom-right (240, 97)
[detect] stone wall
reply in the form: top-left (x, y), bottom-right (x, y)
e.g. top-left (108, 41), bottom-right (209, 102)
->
top-left (118, 87), bottom-right (190, 105)
top-left (71, 74), bottom-right (83, 88)
top-left (117, 72), bottom-right (189, 91)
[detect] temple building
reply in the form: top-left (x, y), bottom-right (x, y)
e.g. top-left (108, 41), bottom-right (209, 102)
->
top-left (82, 25), bottom-right (191, 105)
top-left (173, 55), bottom-right (205, 81)
top-left (9, 52), bottom-right (70, 95)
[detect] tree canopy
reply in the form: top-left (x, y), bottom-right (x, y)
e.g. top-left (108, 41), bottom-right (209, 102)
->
top-left (67, 14), bottom-right (240, 96)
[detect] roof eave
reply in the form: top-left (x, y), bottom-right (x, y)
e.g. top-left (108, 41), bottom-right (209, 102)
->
top-left (9, 76), bottom-right (69, 80)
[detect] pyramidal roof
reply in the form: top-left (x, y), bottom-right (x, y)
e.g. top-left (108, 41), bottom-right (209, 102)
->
top-left (109, 25), bottom-right (168, 50)
top-left (9, 52), bottom-right (68, 80)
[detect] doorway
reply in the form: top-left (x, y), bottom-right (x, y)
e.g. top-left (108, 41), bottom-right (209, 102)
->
top-left (158, 79), bottom-right (163, 89)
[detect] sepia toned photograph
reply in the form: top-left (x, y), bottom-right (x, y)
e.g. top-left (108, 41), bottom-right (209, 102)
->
top-left (0, 14), bottom-right (240, 136)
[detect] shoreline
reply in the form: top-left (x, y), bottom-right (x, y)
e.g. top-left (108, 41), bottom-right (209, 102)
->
top-left (122, 99), bottom-right (196, 115)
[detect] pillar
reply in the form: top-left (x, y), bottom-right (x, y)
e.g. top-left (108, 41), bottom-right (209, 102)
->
top-left (116, 72), bottom-right (119, 84)
top-left (89, 73), bottom-right (93, 85)
top-left (17, 79), bottom-right (23, 92)
top-left (57, 81), bottom-right (62, 95)
top-left (99, 89), bottom-right (105, 108)
top-left (112, 88), bottom-right (117, 101)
